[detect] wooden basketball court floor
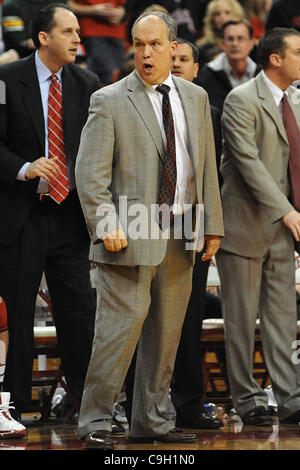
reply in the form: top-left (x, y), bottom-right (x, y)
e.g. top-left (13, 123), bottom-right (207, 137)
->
top-left (1, 412), bottom-right (300, 452)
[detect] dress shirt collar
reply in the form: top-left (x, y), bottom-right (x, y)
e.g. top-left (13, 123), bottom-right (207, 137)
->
top-left (35, 50), bottom-right (63, 84)
top-left (261, 70), bottom-right (289, 106)
top-left (137, 71), bottom-right (175, 94)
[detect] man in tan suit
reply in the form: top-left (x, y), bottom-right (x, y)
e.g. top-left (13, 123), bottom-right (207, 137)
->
top-left (75, 11), bottom-right (223, 449)
top-left (216, 27), bottom-right (300, 426)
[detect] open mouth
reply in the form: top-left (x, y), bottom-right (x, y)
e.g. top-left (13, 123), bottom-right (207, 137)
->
top-left (143, 63), bottom-right (153, 71)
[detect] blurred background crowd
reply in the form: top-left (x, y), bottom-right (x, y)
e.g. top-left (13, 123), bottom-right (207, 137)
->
top-left (0, 0), bottom-right (299, 88)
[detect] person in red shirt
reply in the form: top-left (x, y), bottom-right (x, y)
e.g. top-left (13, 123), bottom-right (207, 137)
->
top-left (69, 1), bottom-right (127, 86)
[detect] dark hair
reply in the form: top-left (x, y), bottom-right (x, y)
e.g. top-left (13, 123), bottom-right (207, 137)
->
top-left (176, 37), bottom-right (198, 63)
top-left (258, 27), bottom-right (300, 69)
top-left (221, 19), bottom-right (253, 39)
top-left (131, 10), bottom-right (177, 42)
top-left (30, 2), bottom-right (72, 49)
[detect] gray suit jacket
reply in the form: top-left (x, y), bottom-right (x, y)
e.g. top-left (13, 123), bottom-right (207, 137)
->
top-left (75, 70), bottom-right (223, 266)
top-left (220, 71), bottom-right (299, 257)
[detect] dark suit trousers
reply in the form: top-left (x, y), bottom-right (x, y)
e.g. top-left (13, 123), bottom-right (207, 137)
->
top-left (0, 191), bottom-right (95, 411)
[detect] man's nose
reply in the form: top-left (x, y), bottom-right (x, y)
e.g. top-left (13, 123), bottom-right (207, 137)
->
top-left (73, 31), bottom-right (80, 43)
top-left (172, 57), bottom-right (180, 67)
top-left (143, 44), bottom-right (151, 57)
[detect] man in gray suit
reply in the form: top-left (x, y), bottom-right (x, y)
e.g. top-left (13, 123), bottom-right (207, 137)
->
top-left (75, 10), bottom-right (223, 449)
top-left (216, 27), bottom-right (300, 426)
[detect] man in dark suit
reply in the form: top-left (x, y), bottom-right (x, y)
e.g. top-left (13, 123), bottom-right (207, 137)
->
top-left (0, 2), bottom-right (98, 420)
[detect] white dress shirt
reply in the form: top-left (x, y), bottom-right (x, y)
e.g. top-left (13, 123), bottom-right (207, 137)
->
top-left (261, 70), bottom-right (289, 112)
top-left (141, 72), bottom-right (197, 214)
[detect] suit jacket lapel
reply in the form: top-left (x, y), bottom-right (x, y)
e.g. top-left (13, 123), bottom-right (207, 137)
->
top-left (256, 72), bottom-right (289, 145)
top-left (20, 54), bottom-right (45, 152)
top-left (126, 71), bottom-right (165, 162)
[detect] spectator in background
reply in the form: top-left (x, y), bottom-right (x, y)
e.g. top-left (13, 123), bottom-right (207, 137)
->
top-left (0, 0), bottom-right (19, 63)
top-left (126, 1), bottom-right (210, 44)
top-left (243, 0), bottom-right (272, 41)
top-left (196, 19), bottom-right (259, 112)
top-left (168, 0), bottom-right (211, 44)
top-left (2, 0), bottom-right (67, 57)
top-left (266, 0), bottom-right (300, 32)
top-left (196, 0), bottom-right (246, 68)
top-left (69, 1), bottom-right (127, 87)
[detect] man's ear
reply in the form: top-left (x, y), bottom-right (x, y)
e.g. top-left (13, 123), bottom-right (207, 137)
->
top-left (38, 31), bottom-right (49, 47)
top-left (171, 41), bottom-right (178, 53)
top-left (269, 52), bottom-right (282, 68)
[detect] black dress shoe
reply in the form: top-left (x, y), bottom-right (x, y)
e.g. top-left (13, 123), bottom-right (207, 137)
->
top-left (176, 413), bottom-right (223, 429)
top-left (84, 430), bottom-right (114, 450)
top-left (112, 417), bottom-right (126, 435)
top-left (280, 409), bottom-right (300, 424)
top-left (242, 407), bottom-right (274, 426)
top-left (154, 429), bottom-right (197, 443)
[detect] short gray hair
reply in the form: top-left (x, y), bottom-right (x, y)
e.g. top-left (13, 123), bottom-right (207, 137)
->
top-left (131, 11), bottom-right (177, 42)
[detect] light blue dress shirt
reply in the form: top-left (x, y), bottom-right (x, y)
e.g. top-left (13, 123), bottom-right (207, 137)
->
top-left (17, 50), bottom-right (63, 193)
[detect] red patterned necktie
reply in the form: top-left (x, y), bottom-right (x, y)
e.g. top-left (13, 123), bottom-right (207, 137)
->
top-left (282, 94), bottom-right (300, 211)
top-left (156, 84), bottom-right (177, 227)
top-left (48, 74), bottom-right (69, 203)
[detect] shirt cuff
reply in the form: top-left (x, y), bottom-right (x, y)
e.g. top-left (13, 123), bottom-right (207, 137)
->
top-left (17, 162), bottom-right (30, 181)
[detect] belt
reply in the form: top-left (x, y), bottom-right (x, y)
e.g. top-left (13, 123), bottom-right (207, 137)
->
top-left (38, 193), bottom-right (51, 201)
top-left (37, 190), bottom-right (74, 201)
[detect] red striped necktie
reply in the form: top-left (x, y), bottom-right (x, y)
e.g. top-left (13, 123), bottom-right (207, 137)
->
top-left (48, 74), bottom-right (69, 204)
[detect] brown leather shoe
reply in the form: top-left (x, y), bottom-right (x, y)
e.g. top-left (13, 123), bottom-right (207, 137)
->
top-left (154, 429), bottom-right (197, 443)
top-left (83, 430), bottom-right (114, 450)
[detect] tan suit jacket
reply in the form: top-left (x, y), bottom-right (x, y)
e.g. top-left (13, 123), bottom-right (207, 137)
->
top-left (75, 70), bottom-right (223, 266)
top-left (220, 71), bottom-right (299, 257)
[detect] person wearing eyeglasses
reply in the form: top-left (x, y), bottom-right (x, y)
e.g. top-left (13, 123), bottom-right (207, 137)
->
top-left (196, 19), bottom-right (260, 111)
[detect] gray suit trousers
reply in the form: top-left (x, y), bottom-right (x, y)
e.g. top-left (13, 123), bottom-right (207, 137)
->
top-left (216, 223), bottom-right (300, 420)
top-left (77, 234), bottom-right (193, 439)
